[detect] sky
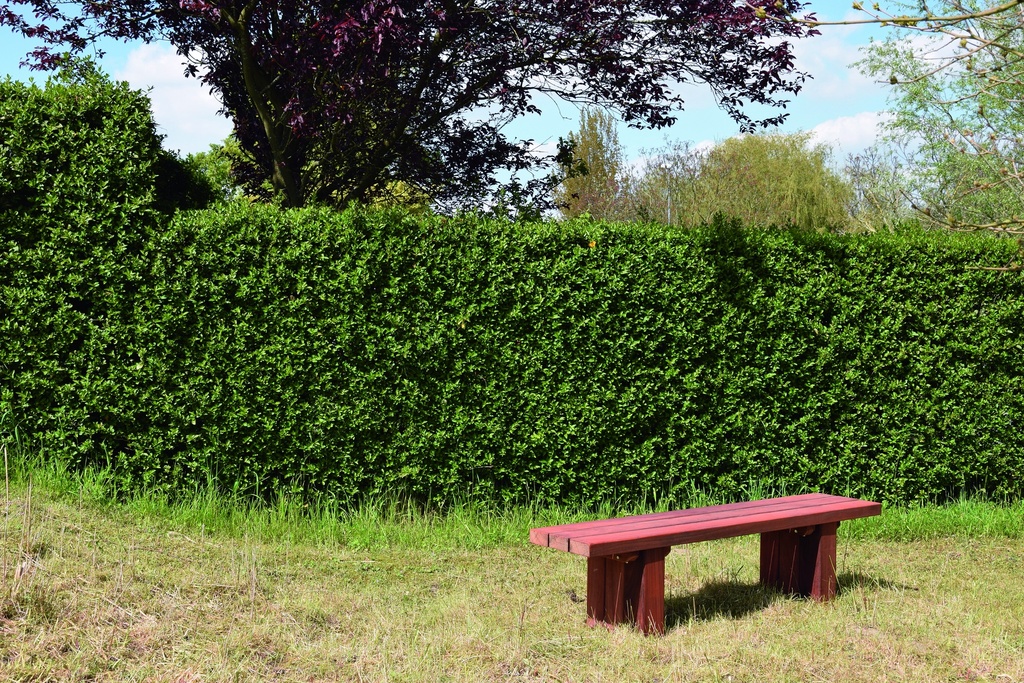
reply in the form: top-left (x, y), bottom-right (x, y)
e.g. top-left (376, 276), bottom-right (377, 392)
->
top-left (0, 3), bottom-right (892, 165)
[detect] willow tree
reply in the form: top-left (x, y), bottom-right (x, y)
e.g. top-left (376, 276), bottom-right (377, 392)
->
top-left (691, 132), bottom-right (853, 231)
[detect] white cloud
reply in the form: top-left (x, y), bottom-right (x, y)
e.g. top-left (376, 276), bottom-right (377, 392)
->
top-left (692, 138), bottom-right (715, 154)
top-left (116, 43), bottom-right (231, 155)
top-left (790, 27), bottom-right (885, 106)
top-left (809, 111), bottom-right (891, 157)
top-left (527, 139), bottom-right (560, 158)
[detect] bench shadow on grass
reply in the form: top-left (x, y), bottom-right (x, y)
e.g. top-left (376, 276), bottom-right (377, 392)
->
top-left (836, 571), bottom-right (911, 595)
top-left (664, 572), bottom-right (906, 628)
top-left (666, 580), bottom-right (779, 626)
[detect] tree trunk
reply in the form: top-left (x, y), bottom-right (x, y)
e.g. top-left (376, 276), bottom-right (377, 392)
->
top-left (228, 4), bottom-right (304, 207)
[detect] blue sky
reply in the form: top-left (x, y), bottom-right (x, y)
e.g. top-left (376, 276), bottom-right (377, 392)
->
top-left (0, 3), bottom-right (891, 163)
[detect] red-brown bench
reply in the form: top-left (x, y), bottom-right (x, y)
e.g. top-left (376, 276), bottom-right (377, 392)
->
top-left (530, 493), bottom-right (881, 635)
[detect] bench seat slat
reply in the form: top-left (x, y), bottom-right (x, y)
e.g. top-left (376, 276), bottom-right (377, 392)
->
top-left (568, 498), bottom-right (880, 557)
top-left (528, 493), bottom-right (836, 548)
top-left (541, 494), bottom-right (842, 552)
top-left (551, 496), bottom-right (857, 543)
top-left (529, 494), bottom-right (881, 557)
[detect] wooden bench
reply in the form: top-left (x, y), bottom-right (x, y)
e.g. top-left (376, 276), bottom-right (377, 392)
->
top-left (530, 493), bottom-right (881, 635)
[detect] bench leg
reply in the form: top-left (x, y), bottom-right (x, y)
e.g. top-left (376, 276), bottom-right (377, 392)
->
top-left (759, 522), bottom-right (839, 600)
top-left (586, 546), bottom-right (670, 635)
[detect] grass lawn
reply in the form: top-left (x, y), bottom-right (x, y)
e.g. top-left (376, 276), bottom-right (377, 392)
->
top-left (2, 459), bottom-right (1023, 681)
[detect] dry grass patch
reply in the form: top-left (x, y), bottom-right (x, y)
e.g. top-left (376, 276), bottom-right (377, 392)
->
top-left (1, 486), bottom-right (1023, 682)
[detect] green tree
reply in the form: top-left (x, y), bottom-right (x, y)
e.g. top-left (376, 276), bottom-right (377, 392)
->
top-left (855, 1), bottom-right (1024, 243)
top-left (620, 139), bottom-right (705, 225)
top-left (690, 133), bottom-right (853, 230)
top-left (185, 137), bottom-right (247, 204)
top-left (842, 144), bottom-right (914, 231)
top-left (615, 133), bottom-right (853, 230)
top-left (555, 108), bottom-right (626, 220)
top-left (628, 133), bottom-right (853, 230)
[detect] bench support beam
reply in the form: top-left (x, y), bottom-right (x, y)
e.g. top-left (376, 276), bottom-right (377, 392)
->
top-left (586, 547), bottom-right (671, 635)
top-left (759, 522), bottom-right (839, 600)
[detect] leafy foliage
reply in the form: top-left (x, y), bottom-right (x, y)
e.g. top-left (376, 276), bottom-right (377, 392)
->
top-left (185, 137), bottom-right (247, 204)
top-left (620, 139), bottom-right (705, 225)
top-left (853, 0), bottom-right (1024, 243)
top-left (555, 108), bottom-right (626, 220)
top-left (0, 61), bottom-right (212, 225)
top-left (688, 132), bottom-right (854, 230)
top-left (842, 145), bottom-right (914, 231)
top-left (0, 61), bottom-right (209, 464)
top-left (1, 0), bottom-right (818, 208)
top-left (563, 129), bottom-right (854, 230)
top-left (3, 202), bottom-right (1021, 507)
top-left (0, 63), bottom-right (212, 486)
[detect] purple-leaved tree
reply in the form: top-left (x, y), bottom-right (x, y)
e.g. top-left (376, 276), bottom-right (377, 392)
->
top-left (1, 1), bottom-right (818, 209)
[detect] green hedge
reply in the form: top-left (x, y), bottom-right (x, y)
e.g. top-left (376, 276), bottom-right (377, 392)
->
top-left (0, 62), bottom-right (210, 485)
top-left (3, 199), bottom-right (1023, 506)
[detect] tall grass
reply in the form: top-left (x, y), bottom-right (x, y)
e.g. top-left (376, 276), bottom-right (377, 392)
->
top-left (3, 428), bottom-right (1021, 549)
top-left (842, 494), bottom-right (1024, 541)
